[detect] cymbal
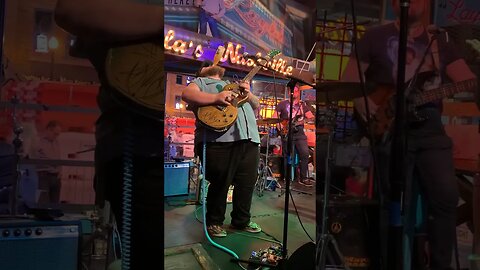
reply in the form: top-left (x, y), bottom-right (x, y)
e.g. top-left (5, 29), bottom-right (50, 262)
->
top-left (315, 82), bottom-right (374, 102)
top-left (287, 69), bottom-right (315, 87)
top-left (257, 118), bottom-right (281, 125)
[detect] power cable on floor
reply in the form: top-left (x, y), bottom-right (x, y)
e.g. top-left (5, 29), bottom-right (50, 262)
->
top-left (289, 190), bottom-right (315, 243)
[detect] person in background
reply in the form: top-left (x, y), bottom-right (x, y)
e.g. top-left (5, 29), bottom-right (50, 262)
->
top-left (195, 0), bottom-right (225, 38)
top-left (274, 86), bottom-right (315, 187)
top-left (341, 0), bottom-right (478, 268)
top-left (31, 120), bottom-right (62, 204)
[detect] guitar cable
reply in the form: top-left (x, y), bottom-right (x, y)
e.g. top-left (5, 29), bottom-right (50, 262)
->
top-left (121, 117), bottom-right (134, 270)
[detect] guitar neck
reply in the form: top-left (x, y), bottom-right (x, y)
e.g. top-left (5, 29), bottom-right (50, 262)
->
top-left (239, 50), bottom-right (280, 83)
top-left (413, 79), bottom-right (477, 106)
top-left (241, 64), bottom-right (263, 84)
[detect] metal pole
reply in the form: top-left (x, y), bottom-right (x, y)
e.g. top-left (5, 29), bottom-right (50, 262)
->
top-left (0, 0), bottom-right (6, 84)
top-left (388, 1), bottom-right (410, 269)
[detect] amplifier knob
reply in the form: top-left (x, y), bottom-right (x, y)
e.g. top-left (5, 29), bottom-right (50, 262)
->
top-left (35, 228), bottom-right (43, 235)
top-left (14, 229), bottom-right (21, 236)
top-left (25, 229), bottom-right (32, 236)
top-left (2, 230), bottom-right (10, 237)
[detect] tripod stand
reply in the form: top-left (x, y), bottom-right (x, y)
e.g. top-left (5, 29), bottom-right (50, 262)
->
top-left (256, 125), bottom-right (278, 197)
top-left (316, 103), bottom-right (351, 270)
top-left (8, 95), bottom-right (24, 216)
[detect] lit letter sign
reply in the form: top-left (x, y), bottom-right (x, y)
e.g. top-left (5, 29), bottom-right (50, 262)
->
top-left (164, 29), bottom-right (294, 76)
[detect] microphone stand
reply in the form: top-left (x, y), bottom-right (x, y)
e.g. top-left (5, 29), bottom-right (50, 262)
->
top-left (0, 0), bottom-right (5, 84)
top-left (250, 61), bottom-right (315, 269)
top-left (273, 78), bottom-right (302, 269)
top-left (9, 96), bottom-right (23, 216)
top-left (315, 98), bottom-right (351, 270)
top-left (388, 1), bottom-right (410, 269)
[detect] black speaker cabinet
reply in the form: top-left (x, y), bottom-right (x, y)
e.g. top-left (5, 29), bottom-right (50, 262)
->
top-left (317, 195), bottom-right (379, 270)
top-left (164, 161), bottom-right (190, 196)
top-left (0, 218), bottom-right (81, 270)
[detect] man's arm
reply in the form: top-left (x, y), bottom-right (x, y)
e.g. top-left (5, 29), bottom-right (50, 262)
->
top-left (240, 82), bottom-right (260, 110)
top-left (182, 83), bottom-right (233, 106)
top-left (54, 0), bottom-right (163, 42)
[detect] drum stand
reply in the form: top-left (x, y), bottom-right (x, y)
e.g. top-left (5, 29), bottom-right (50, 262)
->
top-left (316, 103), bottom-right (351, 270)
top-left (255, 125), bottom-right (277, 197)
top-left (8, 96), bottom-right (24, 216)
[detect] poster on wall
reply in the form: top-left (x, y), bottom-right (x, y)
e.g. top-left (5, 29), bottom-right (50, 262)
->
top-left (165, 0), bottom-right (293, 56)
top-left (433, 0), bottom-right (480, 67)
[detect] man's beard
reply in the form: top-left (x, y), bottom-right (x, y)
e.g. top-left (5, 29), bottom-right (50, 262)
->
top-left (199, 66), bottom-right (225, 78)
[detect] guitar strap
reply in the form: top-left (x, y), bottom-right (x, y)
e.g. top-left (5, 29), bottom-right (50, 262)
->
top-left (427, 29), bottom-right (442, 74)
top-left (292, 102), bottom-right (303, 126)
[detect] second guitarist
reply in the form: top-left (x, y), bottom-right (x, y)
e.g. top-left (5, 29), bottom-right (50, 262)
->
top-left (182, 60), bottom-right (262, 238)
top-left (274, 86), bottom-right (315, 187)
top-left (341, 0), bottom-right (478, 268)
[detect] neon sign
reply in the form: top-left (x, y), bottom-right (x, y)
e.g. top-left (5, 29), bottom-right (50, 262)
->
top-left (164, 30), bottom-right (293, 76)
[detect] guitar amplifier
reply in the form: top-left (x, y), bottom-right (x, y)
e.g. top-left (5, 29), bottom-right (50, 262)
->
top-left (0, 218), bottom-right (81, 270)
top-left (165, 162), bottom-right (190, 196)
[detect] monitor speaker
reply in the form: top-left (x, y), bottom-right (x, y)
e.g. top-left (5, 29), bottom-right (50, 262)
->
top-left (164, 162), bottom-right (190, 196)
top-left (317, 195), bottom-right (379, 270)
top-left (288, 242), bottom-right (315, 270)
top-left (0, 218), bottom-right (81, 270)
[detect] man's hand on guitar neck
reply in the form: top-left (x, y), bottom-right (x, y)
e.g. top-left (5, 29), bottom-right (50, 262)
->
top-left (182, 82), bottom-right (235, 106)
top-left (239, 82), bottom-right (260, 110)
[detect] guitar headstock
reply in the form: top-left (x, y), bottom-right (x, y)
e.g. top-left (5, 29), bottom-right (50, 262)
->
top-left (265, 49), bottom-right (281, 60)
top-left (213, 46), bottom-right (226, 66)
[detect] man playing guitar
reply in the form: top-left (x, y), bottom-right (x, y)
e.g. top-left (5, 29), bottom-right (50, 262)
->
top-left (274, 86), bottom-right (315, 187)
top-left (182, 61), bottom-right (262, 238)
top-left (342, 0), bottom-right (478, 269)
top-left (55, 0), bottom-right (164, 269)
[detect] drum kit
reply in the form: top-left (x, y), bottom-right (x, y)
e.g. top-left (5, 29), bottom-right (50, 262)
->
top-left (254, 81), bottom-right (368, 196)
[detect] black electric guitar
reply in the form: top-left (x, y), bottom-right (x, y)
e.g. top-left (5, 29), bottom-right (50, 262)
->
top-left (279, 115), bottom-right (302, 136)
top-left (195, 49), bottom-right (281, 132)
